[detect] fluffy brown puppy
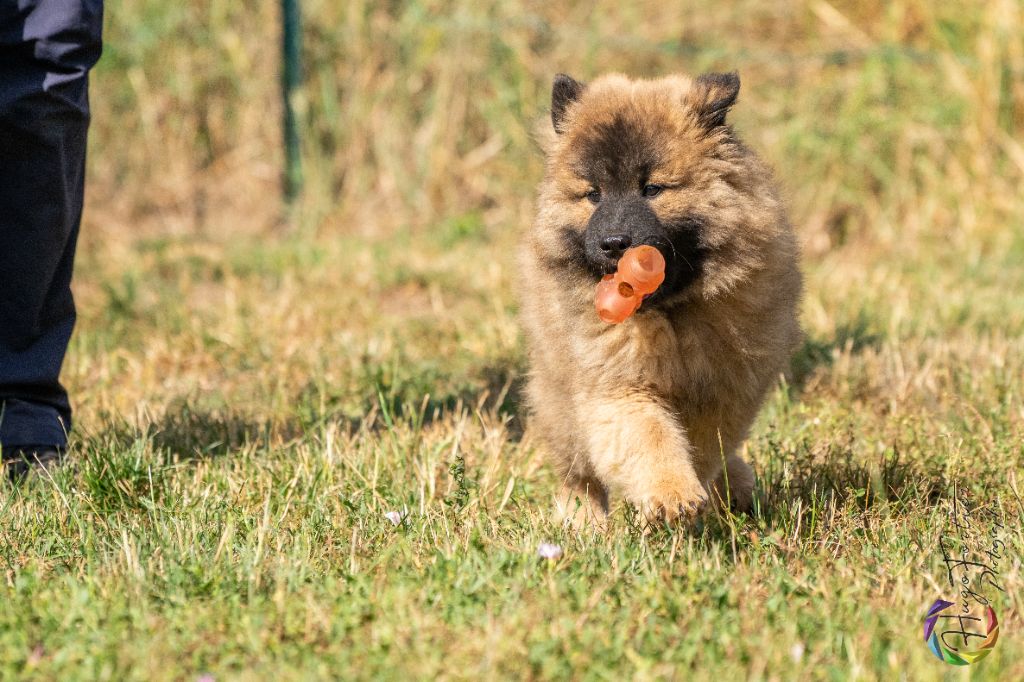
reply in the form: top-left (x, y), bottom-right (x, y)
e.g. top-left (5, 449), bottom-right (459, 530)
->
top-left (519, 72), bottom-right (802, 528)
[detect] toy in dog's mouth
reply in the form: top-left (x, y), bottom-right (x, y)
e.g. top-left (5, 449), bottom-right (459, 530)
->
top-left (594, 245), bottom-right (666, 324)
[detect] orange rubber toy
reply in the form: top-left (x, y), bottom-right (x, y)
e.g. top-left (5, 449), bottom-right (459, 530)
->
top-left (594, 245), bottom-right (666, 324)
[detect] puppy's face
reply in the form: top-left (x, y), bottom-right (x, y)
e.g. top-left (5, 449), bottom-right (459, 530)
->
top-left (536, 72), bottom-right (765, 308)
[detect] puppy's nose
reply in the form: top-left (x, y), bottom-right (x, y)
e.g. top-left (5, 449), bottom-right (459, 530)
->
top-left (599, 234), bottom-right (631, 257)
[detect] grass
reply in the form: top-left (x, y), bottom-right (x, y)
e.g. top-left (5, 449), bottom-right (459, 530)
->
top-left (3, 0), bottom-right (1024, 679)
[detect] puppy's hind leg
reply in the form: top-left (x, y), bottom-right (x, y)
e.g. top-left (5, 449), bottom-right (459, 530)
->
top-left (555, 474), bottom-right (609, 530)
top-left (711, 453), bottom-right (755, 515)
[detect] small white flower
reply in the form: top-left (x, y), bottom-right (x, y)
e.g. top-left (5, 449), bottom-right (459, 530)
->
top-left (537, 542), bottom-right (563, 560)
top-left (384, 509), bottom-right (407, 526)
top-left (790, 642), bottom-right (805, 663)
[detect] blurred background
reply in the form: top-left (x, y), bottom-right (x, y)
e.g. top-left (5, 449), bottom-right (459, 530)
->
top-left (85, 0), bottom-right (1024, 241)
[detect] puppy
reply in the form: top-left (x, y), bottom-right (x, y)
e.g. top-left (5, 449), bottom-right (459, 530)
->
top-left (518, 72), bottom-right (802, 528)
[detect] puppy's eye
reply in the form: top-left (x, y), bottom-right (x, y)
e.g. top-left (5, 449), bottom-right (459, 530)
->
top-left (642, 184), bottom-right (663, 198)
top-left (585, 189), bottom-right (601, 204)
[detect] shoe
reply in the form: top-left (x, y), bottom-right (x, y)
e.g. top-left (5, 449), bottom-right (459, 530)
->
top-left (2, 445), bottom-right (65, 482)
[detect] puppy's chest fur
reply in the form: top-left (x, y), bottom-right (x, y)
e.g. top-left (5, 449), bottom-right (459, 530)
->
top-left (569, 302), bottom-right (748, 409)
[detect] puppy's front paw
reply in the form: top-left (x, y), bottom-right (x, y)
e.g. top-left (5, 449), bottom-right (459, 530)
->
top-left (634, 472), bottom-right (709, 528)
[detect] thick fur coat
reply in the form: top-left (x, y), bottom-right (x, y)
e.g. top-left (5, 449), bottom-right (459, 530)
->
top-left (519, 72), bottom-right (802, 527)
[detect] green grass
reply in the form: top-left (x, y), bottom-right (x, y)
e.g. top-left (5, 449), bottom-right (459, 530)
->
top-left (3, 0), bottom-right (1024, 679)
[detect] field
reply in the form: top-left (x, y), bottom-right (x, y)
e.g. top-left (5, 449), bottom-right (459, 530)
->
top-left (2, 0), bottom-right (1024, 679)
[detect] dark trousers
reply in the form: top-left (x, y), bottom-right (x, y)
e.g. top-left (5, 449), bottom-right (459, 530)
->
top-left (0, 0), bottom-right (102, 448)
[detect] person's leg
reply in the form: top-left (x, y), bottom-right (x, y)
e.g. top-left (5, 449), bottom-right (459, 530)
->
top-left (0, 0), bottom-right (103, 456)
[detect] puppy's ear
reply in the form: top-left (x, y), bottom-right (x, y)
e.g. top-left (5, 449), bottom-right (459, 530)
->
top-left (686, 71), bottom-right (740, 130)
top-left (551, 74), bottom-right (584, 134)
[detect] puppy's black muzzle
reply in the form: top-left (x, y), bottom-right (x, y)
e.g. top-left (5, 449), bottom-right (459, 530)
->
top-left (584, 195), bottom-right (664, 275)
top-left (583, 195), bottom-right (677, 287)
top-left (583, 197), bottom-right (706, 306)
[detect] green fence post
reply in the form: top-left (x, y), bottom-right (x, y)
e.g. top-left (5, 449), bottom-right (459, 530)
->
top-left (281, 0), bottom-right (303, 204)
